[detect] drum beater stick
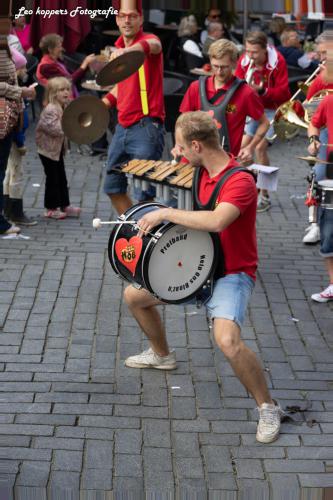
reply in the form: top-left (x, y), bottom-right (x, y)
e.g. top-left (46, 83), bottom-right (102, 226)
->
top-left (92, 218), bottom-right (136, 229)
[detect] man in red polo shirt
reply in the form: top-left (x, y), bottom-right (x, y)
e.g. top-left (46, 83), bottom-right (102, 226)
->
top-left (102, 0), bottom-right (165, 215)
top-left (307, 95), bottom-right (333, 302)
top-left (179, 39), bottom-right (269, 163)
top-left (235, 31), bottom-right (290, 212)
top-left (122, 111), bottom-right (283, 444)
top-left (302, 31), bottom-right (332, 244)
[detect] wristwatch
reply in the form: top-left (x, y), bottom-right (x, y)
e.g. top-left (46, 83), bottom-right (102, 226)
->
top-left (309, 135), bottom-right (320, 144)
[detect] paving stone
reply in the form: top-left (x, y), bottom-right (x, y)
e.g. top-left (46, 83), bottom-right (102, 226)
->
top-left (202, 446), bottom-right (233, 473)
top-left (144, 448), bottom-right (172, 472)
top-left (81, 468), bottom-right (112, 490)
top-left (85, 440), bottom-right (113, 469)
top-left (175, 458), bottom-right (204, 478)
top-left (53, 450), bottom-right (82, 472)
top-left (144, 419), bottom-right (171, 448)
top-left (173, 433), bottom-right (200, 458)
top-left (114, 454), bottom-right (142, 477)
top-left (115, 430), bottom-right (142, 454)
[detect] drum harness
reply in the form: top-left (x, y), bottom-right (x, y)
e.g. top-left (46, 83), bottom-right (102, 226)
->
top-left (199, 76), bottom-right (246, 153)
top-left (192, 165), bottom-right (257, 284)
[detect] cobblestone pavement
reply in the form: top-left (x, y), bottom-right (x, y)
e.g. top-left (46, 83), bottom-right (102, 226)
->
top-left (0, 123), bottom-right (332, 499)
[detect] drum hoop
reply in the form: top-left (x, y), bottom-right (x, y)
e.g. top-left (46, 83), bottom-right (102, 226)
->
top-left (142, 225), bottom-right (217, 304)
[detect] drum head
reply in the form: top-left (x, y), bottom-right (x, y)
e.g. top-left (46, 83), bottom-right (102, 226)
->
top-left (318, 179), bottom-right (333, 189)
top-left (143, 224), bottom-right (216, 303)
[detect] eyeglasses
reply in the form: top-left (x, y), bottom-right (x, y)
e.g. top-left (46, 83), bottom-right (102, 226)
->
top-left (117, 13), bottom-right (140, 21)
top-left (211, 64), bottom-right (231, 72)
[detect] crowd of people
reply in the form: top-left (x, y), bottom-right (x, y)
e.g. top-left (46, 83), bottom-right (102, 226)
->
top-left (1, 2), bottom-right (332, 447)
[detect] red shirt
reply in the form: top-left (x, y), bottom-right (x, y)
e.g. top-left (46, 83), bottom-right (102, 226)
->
top-left (198, 156), bottom-right (258, 280)
top-left (106, 30), bottom-right (165, 127)
top-left (180, 76), bottom-right (264, 156)
top-left (235, 47), bottom-right (290, 109)
top-left (306, 73), bottom-right (333, 100)
top-left (311, 94), bottom-right (333, 159)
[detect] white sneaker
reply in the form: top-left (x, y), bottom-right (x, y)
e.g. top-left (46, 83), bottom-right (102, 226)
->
top-left (257, 195), bottom-right (271, 213)
top-left (311, 284), bottom-right (333, 303)
top-left (124, 347), bottom-right (177, 370)
top-left (256, 401), bottom-right (283, 444)
top-left (302, 223), bottom-right (320, 244)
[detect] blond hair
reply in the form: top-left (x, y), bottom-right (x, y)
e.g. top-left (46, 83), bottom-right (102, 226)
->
top-left (208, 39), bottom-right (238, 62)
top-left (45, 77), bottom-right (71, 105)
top-left (39, 33), bottom-right (63, 54)
top-left (246, 31), bottom-right (267, 48)
top-left (175, 111), bottom-right (220, 149)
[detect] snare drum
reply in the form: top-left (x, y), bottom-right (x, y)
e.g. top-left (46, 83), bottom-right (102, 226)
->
top-left (318, 180), bottom-right (333, 209)
top-left (108, 202), bottom-right (218, 304)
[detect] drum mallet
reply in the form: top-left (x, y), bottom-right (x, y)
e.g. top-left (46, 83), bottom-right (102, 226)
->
top-left (92, 218), bottom-right (136, 229)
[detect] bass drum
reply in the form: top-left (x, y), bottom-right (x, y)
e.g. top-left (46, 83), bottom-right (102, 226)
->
top-left (108, 202), bottom-right (219, 304)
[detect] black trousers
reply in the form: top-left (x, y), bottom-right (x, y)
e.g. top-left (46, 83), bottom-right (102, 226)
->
top-left (39, 153), bottom-right (70, 210)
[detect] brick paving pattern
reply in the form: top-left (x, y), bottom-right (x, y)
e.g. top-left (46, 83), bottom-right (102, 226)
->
top-left (0, 124), bottom-right (332, 497)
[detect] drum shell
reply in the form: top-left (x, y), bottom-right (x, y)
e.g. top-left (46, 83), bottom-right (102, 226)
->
top-left (108, 202), bottom-right (218, 304)
top-left (318, 180), bottom-right (333, 209)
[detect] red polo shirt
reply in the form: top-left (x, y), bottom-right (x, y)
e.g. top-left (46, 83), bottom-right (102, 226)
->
top-left (105, 30), bottom-right (165, 127)
top-left (307, 73), bottom-right (333, 100)
top-left (198, 156), bottom-right (258, 280)
top-left (180, 76), bottom-right (264, 156)
top-left (311, 95), bottom-right (333, 159)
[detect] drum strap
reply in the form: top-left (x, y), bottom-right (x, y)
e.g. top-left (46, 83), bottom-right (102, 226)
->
top-left (199, 76), bottom-right (246, 152)
top-left (192, 166), bottom-right (257, 279)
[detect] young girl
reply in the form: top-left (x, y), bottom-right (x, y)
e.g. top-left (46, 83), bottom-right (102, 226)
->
top-left (36, 77), bottom-right (81, 219)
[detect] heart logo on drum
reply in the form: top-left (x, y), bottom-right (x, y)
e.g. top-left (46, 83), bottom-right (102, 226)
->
top-left (115, 236), bottom-right (143, 276)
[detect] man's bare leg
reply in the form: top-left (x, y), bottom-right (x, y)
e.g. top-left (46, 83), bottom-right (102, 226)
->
top-left (109, 193), bottom-right (133, 215)
top-left (123, 285), bottom-right (169, 356)
top-left (213, 318), bottom-right (272, 406)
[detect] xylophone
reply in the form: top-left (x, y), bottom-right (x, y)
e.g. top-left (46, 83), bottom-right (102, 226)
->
top-left (115, 159), bottom-right (194, 209)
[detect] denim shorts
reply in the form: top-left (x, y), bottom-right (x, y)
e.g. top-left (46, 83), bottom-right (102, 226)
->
top-left (205, 272), bottom-right (255, 328)
top-left (104, 117), bottom-right (164, 200)
top-left (313, 128), bottom-right (328, 182)
top-left (245, 109), bottom-right (275, 141)
top-left (319, 208), bottom-right (333, 257)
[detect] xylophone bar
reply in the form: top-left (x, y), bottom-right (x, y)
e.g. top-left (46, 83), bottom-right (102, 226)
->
top-left (115, 159), bottom-right (194, 209)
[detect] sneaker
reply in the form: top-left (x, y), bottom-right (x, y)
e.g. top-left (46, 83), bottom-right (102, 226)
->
top-left (311, 284), bottom-right (333, 303)
top-left (64, 206), bottom-right (81, 217)
top-left (302, 223), bottom-right (320, 244)
top-left (11, 213), bottom-right (38, 226)
top-left (1, 224), bottom-right (21, 235)
top-left (257, 195), bottom-right (271, 213)
top-left (256, 401), bottom-right (283, 444)
top-left (44, 209), bottom-right (67, 220)
top-left (124, 347), bottom-right (177, 370)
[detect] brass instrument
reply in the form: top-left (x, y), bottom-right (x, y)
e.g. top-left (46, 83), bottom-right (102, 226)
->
top-left (271, 64), bottom-right (323, 141)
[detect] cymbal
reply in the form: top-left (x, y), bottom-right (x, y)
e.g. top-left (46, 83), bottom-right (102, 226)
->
top-left (96, 51), bottom-right (145, 86)
top-left (296, 155), bottom-right (331, 165)
top-left (62, 95), bottom-right (109, 145)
